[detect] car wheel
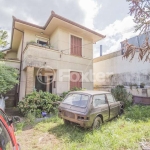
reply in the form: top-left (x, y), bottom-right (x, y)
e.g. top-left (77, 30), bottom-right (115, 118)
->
top-left (63, 119), bottom-right (70, 125)
top-left (92, 116), bottom-right (102, 130)
top-left (119, 107), bottom-right (124, 116)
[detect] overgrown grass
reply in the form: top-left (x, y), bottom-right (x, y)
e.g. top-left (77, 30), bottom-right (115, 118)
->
top-left (125, 105), bottom-right (150, 122)
top-left (16, 105), bottom-right (150, 150)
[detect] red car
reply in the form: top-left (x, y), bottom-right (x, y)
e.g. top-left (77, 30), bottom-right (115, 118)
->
top-left (0, 109), bottom-right (20, 150)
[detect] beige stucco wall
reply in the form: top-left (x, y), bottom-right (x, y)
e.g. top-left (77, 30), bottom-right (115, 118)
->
top-left (17, 39), bottom-right (22, 60)
top-left (23, 30), bottom-right (50, 49)
top-left (50, 28), bottom-right (59, 50)
top-left (5, 51), bottom-right (17, 59)
top-left (22, 44), bottom-right (93, 95)
top-left (0, 60), bottom-right (20, 69)
top-left (50, 28), bottom-right (93, 59)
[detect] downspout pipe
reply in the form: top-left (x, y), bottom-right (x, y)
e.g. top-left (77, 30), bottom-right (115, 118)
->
top-left (13, 27), bottom-right (24, 102)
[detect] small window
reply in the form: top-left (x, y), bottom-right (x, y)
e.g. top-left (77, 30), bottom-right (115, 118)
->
top-left (0, 121), bottom-right (13, 150)
top-left (106, 94), bottom-right (115, 103)
top-left (37, 40), bottom-right (48, 46)
top-left (93, 94), bottom-right (106, 107)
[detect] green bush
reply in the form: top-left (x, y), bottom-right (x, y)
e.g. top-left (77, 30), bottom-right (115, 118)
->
top-left (18, 91), bottom-right (62, 117)
top-left (0, 62), bottom-right (18, 94)
top-left (125, 105), bottom-right (150, 122)
top-left (61, 87), bottom-right (83, 98)
top-left (111, 85), bottom-right (133, 107)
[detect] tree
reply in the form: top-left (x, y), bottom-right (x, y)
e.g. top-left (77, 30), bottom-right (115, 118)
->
top-left (0, 30), bottom-right (9, 48)
top-left (0, 62), bottom-right (18, 94)
top-left (123, 0), bottom-right (150, 62)
top-left (0, 30), bottom-right (9, 59)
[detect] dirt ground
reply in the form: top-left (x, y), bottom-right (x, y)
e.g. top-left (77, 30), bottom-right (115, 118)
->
top-left (16, 128), bottom-right (60, 150)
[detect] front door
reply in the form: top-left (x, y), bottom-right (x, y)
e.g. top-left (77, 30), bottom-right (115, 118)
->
top-left (0, 120), bottom-right (14, 150)
top-left (70, 71), bottom-right (82, 90)
top-left (92, 94), bottom-right (109, 121)
top-left (35, 76), bottom-right (47, 92)
top-left (106, 94), bottom-right (119, 118)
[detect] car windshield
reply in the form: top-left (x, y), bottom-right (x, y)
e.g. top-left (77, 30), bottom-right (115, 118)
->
top-left (63, 93), bottom-right (89, 107)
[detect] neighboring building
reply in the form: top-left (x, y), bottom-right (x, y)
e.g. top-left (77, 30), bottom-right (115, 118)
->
top-left (2, 11), bottom-right (105, 106)
top-left (93, 34), bottom-right (150, 96)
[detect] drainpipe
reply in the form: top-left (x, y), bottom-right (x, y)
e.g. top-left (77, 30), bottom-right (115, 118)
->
top-left (13, 28), bottom-right (24, 102)
top-left (100, 45), bottom-right (102, 56)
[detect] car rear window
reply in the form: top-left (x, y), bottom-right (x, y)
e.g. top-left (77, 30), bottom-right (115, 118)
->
top-left (63, 94), bottom-right (89, 107)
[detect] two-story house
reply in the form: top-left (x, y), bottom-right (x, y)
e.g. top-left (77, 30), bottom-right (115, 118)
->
top-left (2, 11), bottom-right (105, 106)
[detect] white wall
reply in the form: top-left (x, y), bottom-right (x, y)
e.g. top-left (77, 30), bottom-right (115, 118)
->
top-left (94, 52), bottom-right (150, 87)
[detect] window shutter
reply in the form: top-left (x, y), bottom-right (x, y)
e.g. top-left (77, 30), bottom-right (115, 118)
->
top-left (71, 35), bottom-right (82, 56)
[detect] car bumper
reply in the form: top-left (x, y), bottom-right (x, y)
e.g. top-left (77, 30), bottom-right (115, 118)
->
top-left (58, 112), bottom-right (92, 128)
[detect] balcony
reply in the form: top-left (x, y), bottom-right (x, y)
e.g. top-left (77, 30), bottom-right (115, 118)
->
top-left (22, 42), bottom-right (92, 70)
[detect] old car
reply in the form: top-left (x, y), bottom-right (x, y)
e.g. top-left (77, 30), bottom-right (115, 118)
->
top-left (0, 109), bottom-right (20, 150)
top-left (58, 91), bottom-right (124, 129)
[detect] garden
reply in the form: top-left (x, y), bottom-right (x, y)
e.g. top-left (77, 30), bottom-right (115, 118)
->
top-left (14, 86), bottom-right (150, 150)
top-left (15, 105), bottom-right (150, 150)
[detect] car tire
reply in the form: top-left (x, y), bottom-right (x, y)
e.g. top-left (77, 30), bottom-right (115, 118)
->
top-left (63, 119), bottom-right (70, 125)
top-left (92, 116), bottom-right (102, 130)
top-left (119, 107), bottom-right (124, 116)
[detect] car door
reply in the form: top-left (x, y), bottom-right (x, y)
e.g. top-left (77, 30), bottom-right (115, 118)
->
top-left (0, 117), bottom-right (20, 150)
top-left (92, 94), bottom-right (109, 121)
top-left (0, 109), bottom-right (10, 125)
top-left (106, 93), bottom-right (120, 118)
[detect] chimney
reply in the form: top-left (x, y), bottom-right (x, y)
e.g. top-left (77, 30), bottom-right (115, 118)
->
top-left (100, 45), bottom-right (102, 56)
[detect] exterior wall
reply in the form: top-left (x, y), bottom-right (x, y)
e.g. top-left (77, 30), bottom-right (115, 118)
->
top-left (50, 28), bottom-right (59, 50)
top-left (23, 45), bottom-right (93, 95)
top-left (19, 70), bottom-right (26, 100)
top-left (26, 67), bottom-right (34, 94)
top-left (0, 60), bottom-right (20, 69)
top-left (6, 27), bottom-right (94, 100)
top-left (23, 30), bottom-right (50, 49)
top-left (93, 51), bottom-right (150, 96)
top-left (56, 28), bottom-right (93, 59)
top-left (17, 39), bottom-right (22, 60)
top-left (5, 51), bottom-right (17, 59)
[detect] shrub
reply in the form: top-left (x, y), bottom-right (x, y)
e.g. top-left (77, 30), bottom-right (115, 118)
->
top-left (111, 85), bottom-right (133, 107)
top-left (125, 105), bottom-right (150, 122)
top-left (61, 87), bottom-right (84, 98)
top-left (18, 91), bottom-right (62, 117)
top-left (0, 62), bottom-right (18, 94)
top-left (0, 52), bottom-right (5, 59)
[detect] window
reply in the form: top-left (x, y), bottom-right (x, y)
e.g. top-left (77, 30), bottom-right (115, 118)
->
top-left (106, 94), bottom-right (115, 103)
top-left (93, 95), bottom-right (106, 107)
top-left (63, 94), bottom-right (89, 107)
top-left (37, 40), bottom-right (48, 46)
top-left (71, 35), bottom-right (82, 56)
top-left (70, 71), bottom-right (82, 89)
top-left (0, 121), bottom-right (13, 150)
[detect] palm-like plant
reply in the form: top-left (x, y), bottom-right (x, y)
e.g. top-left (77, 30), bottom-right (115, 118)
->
top-left (0, 30), bottom-right (9, 48)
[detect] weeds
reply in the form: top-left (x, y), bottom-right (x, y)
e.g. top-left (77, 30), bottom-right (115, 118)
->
top-left (16, 105), bottom-right (150, 150)
top-left (125, 105), bottom-right (150, 122)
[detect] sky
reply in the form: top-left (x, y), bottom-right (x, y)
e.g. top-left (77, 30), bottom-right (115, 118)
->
top-left (0, 0), bottom-right (137, 58)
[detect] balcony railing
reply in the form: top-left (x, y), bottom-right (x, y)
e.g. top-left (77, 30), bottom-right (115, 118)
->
top-left (26, 41), bottom-right (54, 50)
